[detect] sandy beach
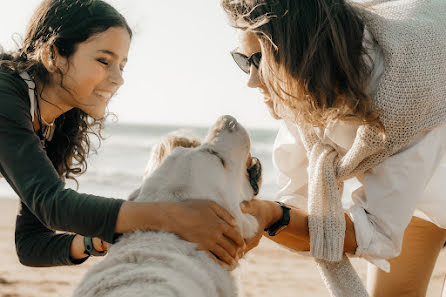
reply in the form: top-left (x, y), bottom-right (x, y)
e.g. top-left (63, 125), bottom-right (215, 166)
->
top-left (1, 198), bottom-right (445, 297)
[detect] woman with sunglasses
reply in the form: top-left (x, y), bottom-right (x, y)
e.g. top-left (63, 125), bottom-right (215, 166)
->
top-left (223, 0), bottom-right (446, 296)
top-left (0, 0), bottom-right (244, 268)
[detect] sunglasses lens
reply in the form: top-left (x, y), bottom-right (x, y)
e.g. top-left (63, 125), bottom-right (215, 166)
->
top-left (231, 52), bottom-right (250, 74)
top-left (252, 52), bottom-right (262, 69)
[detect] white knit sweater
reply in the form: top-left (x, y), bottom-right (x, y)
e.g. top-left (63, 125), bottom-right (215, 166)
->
top-left (289, 0), bottom-right (446, 296)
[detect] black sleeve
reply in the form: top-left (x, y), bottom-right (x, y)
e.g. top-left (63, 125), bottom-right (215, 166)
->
top-left (0, 73), bottom-right (124, 264)
top-left (15, 200), bottom-right (89, 267)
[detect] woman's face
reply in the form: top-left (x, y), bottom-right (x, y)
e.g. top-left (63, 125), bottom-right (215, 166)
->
top-left (53, 26), bottom-right (131, 119)
top-left (236, 30), bottom-right (279, 119)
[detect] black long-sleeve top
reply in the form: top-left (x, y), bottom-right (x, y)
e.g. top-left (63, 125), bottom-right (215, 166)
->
top-left (0, 71), bottom-right (124, 267)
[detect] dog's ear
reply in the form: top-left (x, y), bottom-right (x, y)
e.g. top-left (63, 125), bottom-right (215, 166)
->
top-left (247, 157), bottom-right (262, 196)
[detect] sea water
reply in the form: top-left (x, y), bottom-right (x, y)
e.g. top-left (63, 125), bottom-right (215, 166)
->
top-left (0, 122), bottom-right (280, 200)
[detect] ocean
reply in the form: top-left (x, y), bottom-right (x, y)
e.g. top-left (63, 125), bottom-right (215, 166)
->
top-left (0, 122), bottom-right (280, 200)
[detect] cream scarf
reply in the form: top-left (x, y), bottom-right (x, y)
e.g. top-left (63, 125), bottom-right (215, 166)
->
top-left (293, 0), bottom-right (446, 296)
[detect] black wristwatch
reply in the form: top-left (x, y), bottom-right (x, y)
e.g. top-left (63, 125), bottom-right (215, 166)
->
top-left (83, 237), bottom-right (106, 257)
top-left (264, 201), bottom-right (291, 236)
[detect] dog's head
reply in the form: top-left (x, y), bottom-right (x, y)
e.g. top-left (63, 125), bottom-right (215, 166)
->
top-left (138, 115), bottom-right (261, 238)
top-left (201, 115), bottom-right (262, 199)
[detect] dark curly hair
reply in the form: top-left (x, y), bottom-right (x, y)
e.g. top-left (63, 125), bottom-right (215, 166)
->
top-left (0, 0), bottom-right (132, 182)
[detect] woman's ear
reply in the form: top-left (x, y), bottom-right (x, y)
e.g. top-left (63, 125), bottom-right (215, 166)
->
top-left (40, 44), bottom-right (66, 73)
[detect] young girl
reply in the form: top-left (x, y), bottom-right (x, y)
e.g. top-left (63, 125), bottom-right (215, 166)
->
top-left (0, 0), bottom-right (244, 268)
top-left (222, 0), bottom-right (446, 296)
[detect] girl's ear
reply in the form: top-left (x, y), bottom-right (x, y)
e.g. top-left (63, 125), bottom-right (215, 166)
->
top-left (40, 44), bottom-right (55, 73)
top-left (40, 44), bottom-right (66, 73)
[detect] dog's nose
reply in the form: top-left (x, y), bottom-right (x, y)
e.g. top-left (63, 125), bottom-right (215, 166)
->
top-left (218, 115), bottom-right (238, 132)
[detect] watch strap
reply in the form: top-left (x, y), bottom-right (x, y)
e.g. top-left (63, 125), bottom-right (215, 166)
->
top-left (84, 237), bottom-right (106, 257)
top-left (264, 201), bottom-right (291, 236)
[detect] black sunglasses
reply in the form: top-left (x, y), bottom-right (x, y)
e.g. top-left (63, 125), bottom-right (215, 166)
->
top-left (230, 50), bottom-right (262, 74)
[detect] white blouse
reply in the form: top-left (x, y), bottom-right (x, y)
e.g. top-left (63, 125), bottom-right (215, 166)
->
top-left (272, 27), bottom-right (446, 272)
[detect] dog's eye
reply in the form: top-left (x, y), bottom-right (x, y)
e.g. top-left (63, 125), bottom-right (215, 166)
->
top-left (202, 148), bottom-right (226, 167)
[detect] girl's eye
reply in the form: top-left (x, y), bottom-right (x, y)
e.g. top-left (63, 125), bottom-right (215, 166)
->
top-left (97, 59), bottom-right (109, 66)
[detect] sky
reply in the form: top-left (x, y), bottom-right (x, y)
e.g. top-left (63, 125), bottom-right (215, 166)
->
top-left (0, 0), bottom-right (279, 130)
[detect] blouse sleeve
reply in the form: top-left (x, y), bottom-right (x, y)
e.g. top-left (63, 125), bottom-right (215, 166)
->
top-left (347, 124), bottom-right (446, 272)
top-left (273, 120), bottom-right (309, 208)
top-left (0, 73), bottom-right (124, 253)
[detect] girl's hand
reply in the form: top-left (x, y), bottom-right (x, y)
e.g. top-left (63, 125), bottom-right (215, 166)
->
top-left (168, 200), bottom-right (245, 269)
top-left (92, 237), bottom-right (109, 253)
top-left (240, 199), bottom-right (282, 254)
top-left (70, 235), bottom-right (108, 260)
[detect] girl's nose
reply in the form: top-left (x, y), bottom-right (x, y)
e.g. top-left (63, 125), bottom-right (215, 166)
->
top-left (110, 66), bottom-right (124, 86)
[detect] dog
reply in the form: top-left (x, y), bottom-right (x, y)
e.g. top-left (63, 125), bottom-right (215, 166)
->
top-left (73, 115), bottom-right (262, 297)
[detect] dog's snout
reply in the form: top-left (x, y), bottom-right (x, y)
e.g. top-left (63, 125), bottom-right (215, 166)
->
top-left (228, 119), bottom-right (237, 131)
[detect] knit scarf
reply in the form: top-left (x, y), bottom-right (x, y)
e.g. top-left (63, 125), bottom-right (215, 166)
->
top-left (295, 0), bottom-right (446, 296)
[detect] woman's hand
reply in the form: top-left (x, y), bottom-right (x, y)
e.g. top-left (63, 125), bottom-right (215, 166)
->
top-left (240, 199), bottom-right (282, 253)
top-left (167, 200), bottom-right (245, 268)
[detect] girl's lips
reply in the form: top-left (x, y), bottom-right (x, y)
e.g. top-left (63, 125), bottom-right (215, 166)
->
top-left (94, 90), bottom-right (114, 103)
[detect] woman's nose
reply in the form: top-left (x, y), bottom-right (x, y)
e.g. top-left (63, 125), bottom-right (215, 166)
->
top-left (247, 65), bottom-right (262, 89)
top-left (110, 66), bottom-right (124, 87)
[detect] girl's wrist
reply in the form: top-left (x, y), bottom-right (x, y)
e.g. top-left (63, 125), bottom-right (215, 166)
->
top-left (155, 202), bottom-right (179, 233)
top-left (70, 234), bottom-right (89, 260)
top-left (116, 201), bottom-right (173, 234)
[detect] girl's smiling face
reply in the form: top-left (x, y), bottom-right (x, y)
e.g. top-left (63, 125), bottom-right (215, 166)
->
top-left (51, 26), bottom-right (131, 119)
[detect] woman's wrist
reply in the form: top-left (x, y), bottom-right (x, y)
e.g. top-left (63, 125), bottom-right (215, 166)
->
top-left (265, 200), bottom-right (284, 228)
top-left (70, 234), bottom-right (89, 260)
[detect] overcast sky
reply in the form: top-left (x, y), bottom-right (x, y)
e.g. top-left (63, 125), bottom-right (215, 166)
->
top-left (0, 0), bottom-right (279, 129)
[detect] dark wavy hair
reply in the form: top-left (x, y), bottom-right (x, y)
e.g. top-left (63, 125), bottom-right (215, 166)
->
top-left (222, 0), bottom-right (383, 130)
top-left (0, 0), bottom-right (132, 182)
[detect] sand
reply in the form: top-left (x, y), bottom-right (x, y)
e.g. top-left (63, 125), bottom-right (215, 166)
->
top-left (1, 198), bottom-right (445, 297)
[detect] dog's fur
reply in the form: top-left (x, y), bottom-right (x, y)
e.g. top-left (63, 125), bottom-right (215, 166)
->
top-left (73, 115), bottom-right (261, 297)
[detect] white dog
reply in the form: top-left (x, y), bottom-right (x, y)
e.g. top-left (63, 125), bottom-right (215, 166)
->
top-left (73, 115), bottom-right (262, 297)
